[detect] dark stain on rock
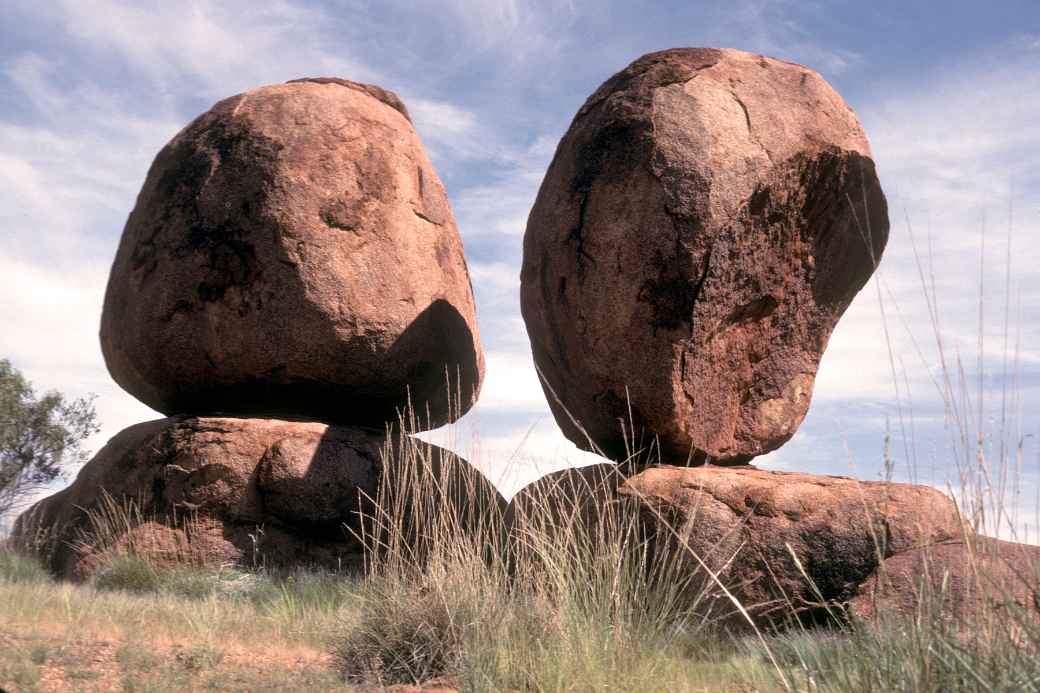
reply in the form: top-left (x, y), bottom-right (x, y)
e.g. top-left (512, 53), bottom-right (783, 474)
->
top-left (637, 252), bottom-right (696, 335)
top-left (320, 209), bottom-right (355, 232)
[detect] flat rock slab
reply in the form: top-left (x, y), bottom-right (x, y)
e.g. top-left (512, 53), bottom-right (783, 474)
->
top-left (521, 47), bottom-right (889, 463)
top-left (101, 77), bottom-right (483, 430)
top-left (15, 417), bottom-right (504, 580)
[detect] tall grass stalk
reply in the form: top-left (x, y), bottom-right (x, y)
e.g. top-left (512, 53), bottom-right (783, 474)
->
top-left (333, 386), bottom-right (791, 690)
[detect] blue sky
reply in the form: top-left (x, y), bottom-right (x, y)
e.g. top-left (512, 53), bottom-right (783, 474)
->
top-left (2, 1), bottom-right (1039, 539)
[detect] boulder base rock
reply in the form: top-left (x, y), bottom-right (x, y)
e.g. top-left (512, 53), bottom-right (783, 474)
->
top-left (521, 48), bottom-right (889, 463)
top-left (508, 465), bottom-right (962, 627)
top-left (14, 417), bottom-right (504, 580)
top-left (101, 78), bottom-right (483, 430)
top-left (848, 537), bottom-right (1040, 622)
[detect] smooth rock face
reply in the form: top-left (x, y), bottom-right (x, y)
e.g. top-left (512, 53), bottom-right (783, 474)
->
top-left (101, 78), bottom-right (483, 429)
top-left (507, 465), bottom-right (961, 626)
top-left (848, 538), bottom-right (1040, 622)
top-left (14, 417), bottom-right (504, 580)
top-left (521, 48), bottom-right (889, 463)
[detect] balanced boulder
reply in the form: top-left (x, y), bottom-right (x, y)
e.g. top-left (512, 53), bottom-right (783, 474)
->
top-left (101, 78), bottom-right (483, 430)
top-left (14, 416), bottom-right (505, 580)
top-left (521, 48), bottom-right (889, 463)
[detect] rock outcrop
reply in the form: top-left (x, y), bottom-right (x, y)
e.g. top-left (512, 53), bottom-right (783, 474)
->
top-left (507, 465), bottom-right (963, 627)
top-left (848, 537), bottom-right (1040, 622)
top-left (15, 417), bottom-right (505, 580)
top-left (521, 48), bottom-right (889, 463)
top-left (101, 78), bottom-right (483, 430)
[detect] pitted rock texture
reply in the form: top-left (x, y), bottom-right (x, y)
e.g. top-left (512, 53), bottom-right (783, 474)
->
top-left (521, 48), bottom-right (889, 463)
top-left (101, 78), bottom-right (483, 430)
top-left (13, 417), bottom-right (504, 580)
top-left (508, 465), bottom-right (962, 627)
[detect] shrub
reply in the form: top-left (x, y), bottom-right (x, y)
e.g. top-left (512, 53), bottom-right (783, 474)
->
top-left (93, 554), bottom-right (161, 594)
top-left (0, 545), bottom-right (50, 584)
top-left (331, 419), bottom-right (736, 689)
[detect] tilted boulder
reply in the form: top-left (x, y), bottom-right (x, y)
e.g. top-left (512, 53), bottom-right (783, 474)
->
top-left (507, 465), bottom-right (962, 627)
top-left (14, 417), bottom-right (505, 580)
top-left (101, 78), bottom-right (483, 430)
top-left (521, 48), bottom-right (889, 463)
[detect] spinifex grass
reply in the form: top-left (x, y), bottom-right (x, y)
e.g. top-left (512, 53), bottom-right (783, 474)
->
top-left (333, 402), bottom-right (783, 691)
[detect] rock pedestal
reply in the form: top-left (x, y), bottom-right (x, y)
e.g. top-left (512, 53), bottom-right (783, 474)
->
top-left (17, 417), bottom-right (504, 580)
top-left (508, 464), bottom-right (971, 627)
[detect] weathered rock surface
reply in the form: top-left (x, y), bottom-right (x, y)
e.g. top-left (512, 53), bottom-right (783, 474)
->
top-left (521, 48), bottom-right (889, 463)
top-left (848, 537), bottom-right (1040, 622)
top-left (507, 465), bottom-right (962, 626)
top-left (101, 78), bottom-right (483, 430)
top-left (14, 417), bottom-right (504, 580)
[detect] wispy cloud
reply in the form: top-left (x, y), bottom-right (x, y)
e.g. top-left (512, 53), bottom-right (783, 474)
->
top-left (41, 0), bottom-right (379, 99)
top-left (712, 0), bottom-right (863, 75)
top-left (417, 0), bottom-right (578, 66)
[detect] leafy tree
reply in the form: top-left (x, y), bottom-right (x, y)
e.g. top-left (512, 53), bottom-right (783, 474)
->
top-left (0, 359), bottom-right (99, 518)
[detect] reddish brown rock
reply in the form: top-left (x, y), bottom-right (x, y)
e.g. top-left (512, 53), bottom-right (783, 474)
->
top-left (521, 48), bottom-right (889, 463)
top-left (13, 417), bottom-right (504, 580)
top-left (101, 78), bottom-right (483, 430)
top-left (848, 537), bottom-right (1040, 622)
top-left (507, 465), bottom-right (962, 626)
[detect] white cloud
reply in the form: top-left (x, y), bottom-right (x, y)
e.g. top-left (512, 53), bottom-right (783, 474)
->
top-left (469, 262), bottom-right (520, 293)
top-left (45, 0), bottom-right (379, 99)
top-left (0, 256), bottom-right (159, 456)
top-left (409, 98), bottom-right (479, 136)
top-left (712, 0), bottom-right (863, 76)
top-left (454, 169), bottom-right (545, 237)
top-left (476, 351), bottom-right (550, 414)
top-left (433, 0), bottom-right (577, 65)
top-left (807, 38), bottom-right (1040, 414)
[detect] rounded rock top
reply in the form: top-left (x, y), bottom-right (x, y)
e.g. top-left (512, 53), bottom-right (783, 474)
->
top-left (101, 77), bottom-right (484, 430)
top-left (521, 47), bottom-right (889, 464)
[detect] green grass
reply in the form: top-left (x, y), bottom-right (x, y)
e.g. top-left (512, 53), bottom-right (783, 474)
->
top-left (0, 553), bottom-right (358, 691)
top-left (2, 388), bottom-right (1038, 691)
top-left (325, 425), bottom-right (1040, 692)
top-left (2, 526), bottom-right (1038, 692)
top-left (0, 544), bottom-right (50, 583)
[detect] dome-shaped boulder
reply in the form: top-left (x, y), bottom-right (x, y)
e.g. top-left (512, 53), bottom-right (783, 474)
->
top-left (101, 78), bottom-right (483, 429)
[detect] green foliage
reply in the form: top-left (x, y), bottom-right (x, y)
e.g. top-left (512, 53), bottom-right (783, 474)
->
top-left (0, 358), bottom-right (99, 517)
top-left (330, 428), bottom-right (747, 690)
top-left (334, 560), bottom-right (501, 685)
top-left (93, 554), bottom-right (162, 594)
top-left (0, 545), bottom-right (50, 583)
top-left (762, 611), bottom-right (1040, 693)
